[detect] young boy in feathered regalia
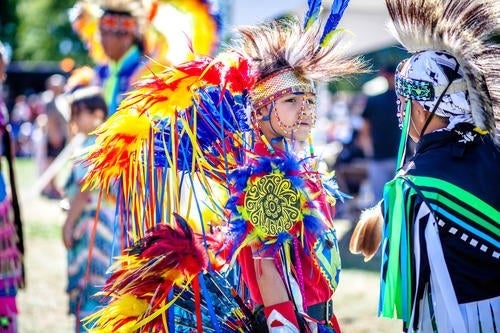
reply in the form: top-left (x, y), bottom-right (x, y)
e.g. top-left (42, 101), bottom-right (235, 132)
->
top-left (77, 1), bottom-right (367, 332)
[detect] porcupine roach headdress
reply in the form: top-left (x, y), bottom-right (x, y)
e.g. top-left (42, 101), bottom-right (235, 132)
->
top-left (379, 0), bottom-right (500, 323)
top-left (235, 1), bottom-right (365, 111)
top-left (386, 0), bottom-right (499, 167)
top-left (80, 1), bottom-right (364, 332)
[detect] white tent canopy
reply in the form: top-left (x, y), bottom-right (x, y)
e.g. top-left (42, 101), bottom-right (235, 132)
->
top-left (230, 0), bottom-right (397, 55)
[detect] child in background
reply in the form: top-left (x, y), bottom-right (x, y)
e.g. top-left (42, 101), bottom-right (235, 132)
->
top-left (62, 87), bottom-right (116, 332)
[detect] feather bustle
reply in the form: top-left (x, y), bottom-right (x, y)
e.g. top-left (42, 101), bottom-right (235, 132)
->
top-left (86, 214), bottom-right (208, 332)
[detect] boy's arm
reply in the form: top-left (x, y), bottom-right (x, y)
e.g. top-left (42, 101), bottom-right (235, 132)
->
top-left (62, 188), bottom-right (91, 249)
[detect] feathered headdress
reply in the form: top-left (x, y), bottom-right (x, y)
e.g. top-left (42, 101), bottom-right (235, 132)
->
top-left (386, 0), bottom-right (500, 134)
top-left (233, 5), bottom-right (366, 108)
top-left (98, 0), bottom-right (146, 34)
top-left (69, 0), bottom-right (220, 66)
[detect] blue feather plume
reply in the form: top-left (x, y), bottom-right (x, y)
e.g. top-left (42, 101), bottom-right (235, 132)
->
top-left (322, 174), bottom-right (352, 203)
top-left (319, 0), bottom-right (350, 46)
top-left (303, 0), bottom-right (323, 30)
top-left (153, 86), bottom-right (250, 173)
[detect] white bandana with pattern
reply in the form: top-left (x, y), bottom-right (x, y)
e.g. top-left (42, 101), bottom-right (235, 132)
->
top-left (397, 51), bottom-right (474, 129)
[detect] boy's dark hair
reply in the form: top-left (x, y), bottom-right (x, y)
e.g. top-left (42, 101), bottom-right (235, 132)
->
top-left (70, 86), bottom-right (108, 118)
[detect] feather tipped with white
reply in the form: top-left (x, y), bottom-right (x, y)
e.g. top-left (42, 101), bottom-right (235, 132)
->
top-left (349, 204), bottom-right (383, 262)
top-left (386, 0), bottom-right (500, 133)
top-left (97, 0), bottom-right (144, 14)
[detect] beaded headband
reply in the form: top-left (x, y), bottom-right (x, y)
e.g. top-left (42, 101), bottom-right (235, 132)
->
top-left (251, 68), bottom-right (315, 109)
top-left (99, 12), bottom-right (138, 34)
top-left (395, 72), bottom-right (469, 103)
top-left (395, 75), bottom-right (434, 101)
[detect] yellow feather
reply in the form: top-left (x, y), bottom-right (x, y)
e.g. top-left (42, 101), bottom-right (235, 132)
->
top-left (85, 294), bottom-right (149, 332)
top-left (82, 107), bottom-right (152, 192)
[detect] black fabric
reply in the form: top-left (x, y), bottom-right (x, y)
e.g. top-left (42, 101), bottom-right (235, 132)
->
top-left (408, 123), bottom-right (499, 206)
top-left (411, 199), bottom-right (431, 331)
top-left (251, 305), bottom-right (269, 332)
top-left (251, 305), bottom-right (309, 333)
top-left (307, 300), bottom-right (333, 323)
top-left (362, 89), bottom-right (401, 160)
top-left (251, 303), bottom-right (337, 332)
top-left (46, 139), bottom-right (66, 158)
top-left (404, 124), bottom-right (500, 303)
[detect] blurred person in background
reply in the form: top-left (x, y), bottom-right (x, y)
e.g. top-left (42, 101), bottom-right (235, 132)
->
top-left (94, 1), bottom-right (146, 117)
top-left (69, 0), bottom-right (221, 117)
top-left (38, 74), bottom-right (70, 199)
top-left (9, 95), bottom-right (31, 157)
top-left (0, 43), bottom-right (8, 123)
top-left (69, 0), bottom-right (147, 117)
top-left (328, 94), bottom-right (367, 220)
top-left (62, 86), bottom-right (116, 333)
top-left (357, 65), bottom-right (400, 207)
top-left (65, 66), bottom-right (97, 137)
top-left (0, 40), bottom-right (24, 333)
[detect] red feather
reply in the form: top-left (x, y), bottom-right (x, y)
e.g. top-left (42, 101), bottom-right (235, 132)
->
top-left (102, 213), bottom-right (207, 297)
top-left (92, 214), bottom-right (209, 331)
top-left (137, 215), bottom-right (208, 276)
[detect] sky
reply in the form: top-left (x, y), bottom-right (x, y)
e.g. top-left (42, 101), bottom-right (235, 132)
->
top-left (230, 0), bottom-right (396, 54)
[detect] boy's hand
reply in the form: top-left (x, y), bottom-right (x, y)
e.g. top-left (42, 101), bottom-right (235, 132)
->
top-left (62, 219), bottom-right (75, 249)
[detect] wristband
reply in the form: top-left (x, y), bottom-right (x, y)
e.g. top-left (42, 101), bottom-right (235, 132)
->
top-left (263, 301), bottom-right (300, 332)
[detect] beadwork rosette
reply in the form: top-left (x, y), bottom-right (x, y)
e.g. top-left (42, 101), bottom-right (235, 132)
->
top-left (225, 154), bottom-right (326, 258)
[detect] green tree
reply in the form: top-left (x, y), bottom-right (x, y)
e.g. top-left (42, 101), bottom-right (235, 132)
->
top-left (15, 0), bottom-right (90, 64)
top-left (0, 0), bottom-right (19, 56)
